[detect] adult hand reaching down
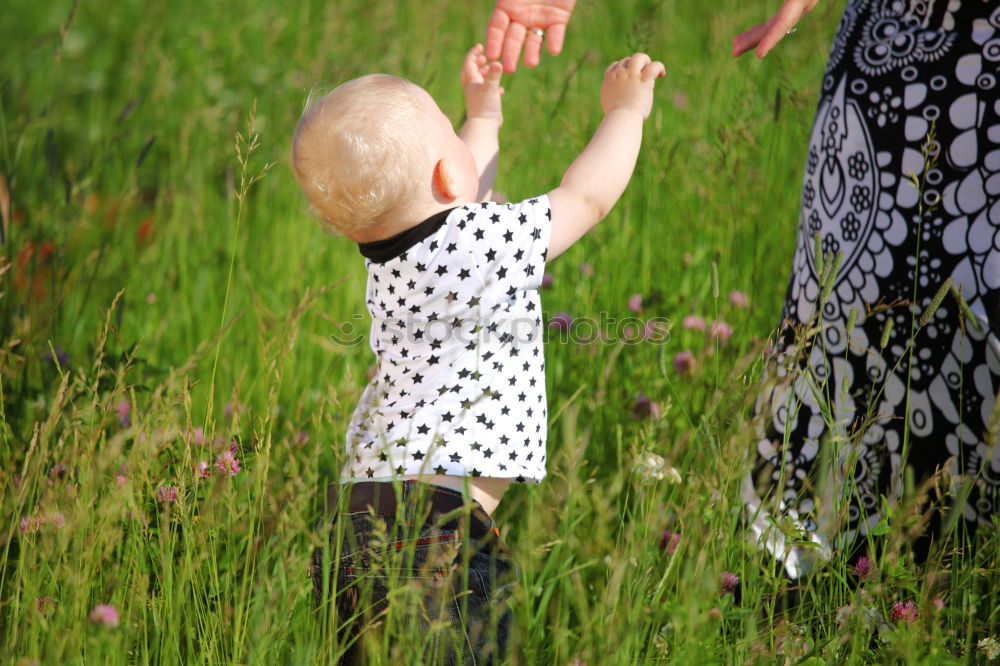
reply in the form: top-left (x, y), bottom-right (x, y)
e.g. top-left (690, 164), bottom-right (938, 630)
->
top-left (731, 0), bottom-right (821, 59)
top-left (486, 0), bottom-right (577, 73)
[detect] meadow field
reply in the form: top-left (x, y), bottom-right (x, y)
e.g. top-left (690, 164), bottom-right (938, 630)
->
top-left (2, 0), bottom-right (998, 663)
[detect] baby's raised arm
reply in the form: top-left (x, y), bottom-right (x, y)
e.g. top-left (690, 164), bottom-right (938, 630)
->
top-left (546, 53), bottom-right (665, 260)
top-left (460, 44), bottom-right (505, 202)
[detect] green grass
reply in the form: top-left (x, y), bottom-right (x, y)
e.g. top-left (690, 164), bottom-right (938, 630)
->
top-left (1, 0), bottom-right (998, 663)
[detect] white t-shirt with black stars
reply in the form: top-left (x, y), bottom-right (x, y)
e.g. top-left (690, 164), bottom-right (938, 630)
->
top-left (343, 196), bottom-right (553, 484)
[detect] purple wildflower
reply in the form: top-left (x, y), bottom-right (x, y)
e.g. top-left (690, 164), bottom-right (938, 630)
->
top-left (890, 600), bottom-right (918, 624)
top-left (672, 350), bottom-right (695, 375)
top-left (682, 315), bottom-right (706, 332)
top-left (627, 293), bottom-right (642, 313)
top-left (195, 461), bottom-right (211, 479)
top-left (215, 450), bottom-right (241, 477)
top-left (156, 485), bottom-right (177, 503)
top-left (116, 400), bottom-right (131, 427)
top-left (720, 571), bottom-right (739, 595)
top-left (579, 262), bottom-right (594, 277)
top-left (631, 392), bottom-right (661, 419)
top-left (89, 604), bottom-right (119, 627)
top-left (708, 320), bottom-right (733, 343)
top-left (48, 347), bottom-right (69, 369)
top-left (541, 273), bottom-right (554, 289)
top-left (729, 290), bottom-right (749, 308)
top-left (549, 312), bottom-right (573, 332)
top-left (659, 530), bottom-right (680, 554)
top-left (853, 556), bottom-right (874, 581)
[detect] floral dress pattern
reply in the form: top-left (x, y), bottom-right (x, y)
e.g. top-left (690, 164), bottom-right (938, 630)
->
top-left (745, 0), bottom-right (1000, 576)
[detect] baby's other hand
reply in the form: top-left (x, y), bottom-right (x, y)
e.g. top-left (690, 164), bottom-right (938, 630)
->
top-left (462, 44), bottom-right (504, 125)
top-left (600, 53), bottom-right (665, 119)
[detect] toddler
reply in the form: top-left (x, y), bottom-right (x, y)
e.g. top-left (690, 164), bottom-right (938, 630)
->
top-left (294, 44), bottom-right (663, 664)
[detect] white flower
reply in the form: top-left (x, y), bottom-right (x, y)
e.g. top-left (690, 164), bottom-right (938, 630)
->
top-left (979, 637), bottom-right (1000, 661)
top-left (633, 452), bottom-right (682, 484)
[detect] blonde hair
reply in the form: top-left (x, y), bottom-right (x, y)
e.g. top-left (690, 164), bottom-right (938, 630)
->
top-left (291, 75), bottom-right (431, 235)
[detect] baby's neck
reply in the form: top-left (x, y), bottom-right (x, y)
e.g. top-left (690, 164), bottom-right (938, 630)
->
top-left (349, 200), bottom-right (475, 244)
top-left (403, 474), bottom-right (510, 516)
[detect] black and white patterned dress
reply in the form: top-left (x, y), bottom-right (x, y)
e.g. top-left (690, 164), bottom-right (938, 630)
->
top-left (343, 197), bottom-right (552, 484)
top-left (745, 0), bottom-right (1000, 576)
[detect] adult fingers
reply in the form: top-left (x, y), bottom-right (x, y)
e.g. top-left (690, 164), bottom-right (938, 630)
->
top-left (485, 9), bottom-right (510, 62)
top-left (731, 19), bottom-right (772, 58)
top-left (546, 22), bottom-right (567, 56)
top-left (523, 28), bottom-right (544, 67)
top-left (501, 21), bottom-right (528, 73)
top-left (755, 0), bottom-right (813, 58)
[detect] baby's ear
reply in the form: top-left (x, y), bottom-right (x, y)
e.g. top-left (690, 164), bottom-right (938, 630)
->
top-left (433, 158), bottom-right (461, 201)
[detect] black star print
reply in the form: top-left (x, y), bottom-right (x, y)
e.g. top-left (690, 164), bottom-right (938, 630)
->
top-left (518, 213), bottom-right (527, 225)
top-left (435, 265), bottom-right (448, 277)
top-left (416, 262), bottom-right (426, 272)
top-left (391, 269), bottom-right (401, 278)
top-left (502, 230), bottom-right (513, 243)
top-left (467, 296), bottom-right (480, 307)
top-left (446, 243), bottom-right (458, 253)
top-left (531, 227), bottom-right (542, 240)
top-left (429, 240), bottom-right (438, 251)
top-left (407, 279), bottom-right (416, 289)
top-left (434, 465), bottom-right (447, 475)
top-left (485, 249), bottom-right (497, 262)
top-left (425, 287), bottom-right (434, 296)
top-left (417, 424), bottom-right (430, 435)
top-left (490, 213), bottom-right (501, 223)
top-left (514, 249), bottom-right (524, 261)
top-left (446, 291), bottom-right (458, 302)
top-left (497, 266), bottom-right (508, 279)
top-left (449, 452), bottom-right (462, 463)
top-left (428, 355), bottom-right (440, 365)
top-left (457, 268), bottom-right (471, 280)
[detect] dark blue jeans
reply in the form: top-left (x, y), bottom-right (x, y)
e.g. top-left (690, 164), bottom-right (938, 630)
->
top-left (312, 481), bottom-right (518, 665)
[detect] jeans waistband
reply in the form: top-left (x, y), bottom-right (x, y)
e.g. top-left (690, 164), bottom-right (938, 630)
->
top-left (339, 481), bottom-right (495, 541)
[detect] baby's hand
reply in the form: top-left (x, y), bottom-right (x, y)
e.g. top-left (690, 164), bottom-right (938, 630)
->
top-left (600, 53), bottom-right (665, 119)
top-left (462, 44), bottom-right (504, 125)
